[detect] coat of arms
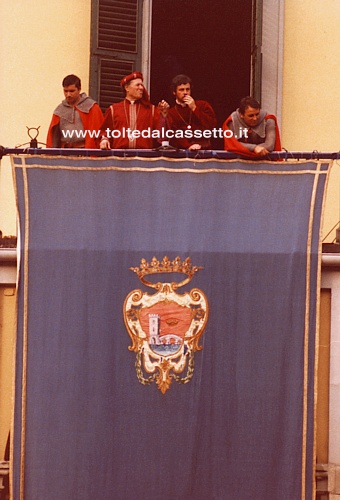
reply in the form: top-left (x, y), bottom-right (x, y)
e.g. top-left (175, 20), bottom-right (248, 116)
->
top-left (123, 256), bottom-right (209, 394)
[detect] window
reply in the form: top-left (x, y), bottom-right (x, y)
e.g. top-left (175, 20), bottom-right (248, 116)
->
top-left (89, 0), bottom-right (270, 132)
top-left (90, 0), bottom-right (143, 111)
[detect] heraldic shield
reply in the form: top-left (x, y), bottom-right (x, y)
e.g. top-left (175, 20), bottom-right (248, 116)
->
top-left (123, 256), bottom-right (209, 394)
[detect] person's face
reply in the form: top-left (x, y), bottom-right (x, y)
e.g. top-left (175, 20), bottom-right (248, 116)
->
top-left (125, 78), bottom-right (144, 101)
top-left (240, 106), bottom-right (261, 127)
top-left (174, 83), bottom-right (191, 103)
top-left (63, 84), bottom-right (81, 106)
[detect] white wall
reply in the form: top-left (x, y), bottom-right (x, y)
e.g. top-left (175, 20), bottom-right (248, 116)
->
top-left (0, 0), bottom-right (91, 235)
top-left (282, 0), bottom-right (340, 243)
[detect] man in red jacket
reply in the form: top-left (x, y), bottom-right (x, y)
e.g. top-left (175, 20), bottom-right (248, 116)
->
top-left (223, 96), bottom-right (281, 158)
top-left (161, 74), bottom-right (217, 151)
top-left (46, 74), bottom-right (103, 149)
top-left (99, 72), bottom-right (162, 150)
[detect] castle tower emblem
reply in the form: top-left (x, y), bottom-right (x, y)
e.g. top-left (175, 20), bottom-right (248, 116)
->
top-left (123, 256), bottom-right (209, 394)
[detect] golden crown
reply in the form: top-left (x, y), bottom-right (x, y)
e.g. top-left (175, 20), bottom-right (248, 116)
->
top-left (130, 256), bottom-right (202, 284)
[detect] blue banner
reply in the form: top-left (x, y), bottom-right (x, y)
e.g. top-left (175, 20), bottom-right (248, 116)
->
top-left (11, 155), bottom-right (331, 499)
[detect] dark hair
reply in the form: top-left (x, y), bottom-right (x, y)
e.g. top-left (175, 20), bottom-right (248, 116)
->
top-left (62, 74), bottom-right (81, 89)
top-left (171, 74), bottom-right (192, 92)
top-left (239, 96), bottom-right (260, 115)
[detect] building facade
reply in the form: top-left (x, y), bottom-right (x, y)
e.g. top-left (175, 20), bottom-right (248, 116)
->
top-left (0, 0), bottom-right (339, 497)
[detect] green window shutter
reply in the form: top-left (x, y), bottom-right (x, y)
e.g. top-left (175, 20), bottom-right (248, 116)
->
top-left (250, 0), bottom-right (263, 101)
top-left (90, 0), bottom-right (143, 111)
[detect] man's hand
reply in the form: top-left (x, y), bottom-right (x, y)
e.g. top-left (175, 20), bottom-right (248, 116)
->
top-left (188, 143), bottom-right (201, 151)
top-left (158, 100), bottom-right (170, 117)
top-left (254, 145), bottom-right (269, 156)
top-left (183, 95), bottom-right (196, 111)
top-left (99, 138), bottom-right (111, 150)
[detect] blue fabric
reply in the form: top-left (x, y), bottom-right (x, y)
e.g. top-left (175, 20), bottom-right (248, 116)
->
top-left (12, 155), bottom-right (330, 499)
